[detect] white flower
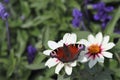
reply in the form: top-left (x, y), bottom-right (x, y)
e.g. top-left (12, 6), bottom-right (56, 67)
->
top-left (43, 33), bottom-right (77, 75)
top-left (78, 32), bottom-right (115, 68)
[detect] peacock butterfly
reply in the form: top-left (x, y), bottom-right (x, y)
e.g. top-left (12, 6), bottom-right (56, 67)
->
top-left (50, 44), bottom-right (85, 63)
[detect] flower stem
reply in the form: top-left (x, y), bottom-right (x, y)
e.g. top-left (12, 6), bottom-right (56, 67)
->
top-left (5, 19), bottom-right (11, 54)
top-left (81, 21), bottom-right (87, 31)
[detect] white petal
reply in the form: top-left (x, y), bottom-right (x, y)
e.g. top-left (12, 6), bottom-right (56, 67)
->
top-left (88, 59), bottom-right (97, 68)
top-left (95, 32), bottom-right (103, 45)
top-left (69, 61), bottom-right (77, 67)
top-left (58, 40), bottom-right (64, 47)
top-left (48, 41), bottom-right (59, 50)
top-left (78, 39), bottom-right (90, 47)
top-left (65, 65), bottom-right (72, 75)
top-left (88, 34), bottom-right (95, 44)
top-left (102, 42), bottom-right (115, 51)
top-left (55, 63), bottom-right (64, 74)
top-left (43, 50), bottom-right (52, 55)
top-left (68, 33), bottom-right (77, 43)
top-left (97, 54), bottom-right (104, 63)
top-left (102, 52), bottom-right (113, 58)
top-left (45, 58), bottom-right (59, 68)
top-left (62, 33), bottom-right (70, 43)
top-left (63, 33), bottom-right (77, 44)
top-left (102, 36), bottom-right (110, 45)
top-left (79, 56), bottom-right (88, 63)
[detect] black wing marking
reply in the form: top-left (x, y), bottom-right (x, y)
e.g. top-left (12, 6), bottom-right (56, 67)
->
top-left (63, 44), bottom-right (71, 57)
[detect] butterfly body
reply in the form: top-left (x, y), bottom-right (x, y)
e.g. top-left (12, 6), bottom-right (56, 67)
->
top-left (50, 44), bottom-right (85, 63)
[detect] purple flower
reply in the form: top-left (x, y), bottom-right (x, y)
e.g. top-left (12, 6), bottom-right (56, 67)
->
top-left (114, 29), bottom-right (120, 34)
top-left (4, 0), bottom-right (9, 3)
top-left (0, 2), bottom-right (9, 20)
top-left (27, 45), bottom-right (37, 64)
top-left (92, 2), bottom-right (114, 29)
top-left (72, 8), bottom-right (83, 27)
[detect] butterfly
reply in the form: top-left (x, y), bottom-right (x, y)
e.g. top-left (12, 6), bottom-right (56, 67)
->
top-left (50, 43), bottom-right (85, 63)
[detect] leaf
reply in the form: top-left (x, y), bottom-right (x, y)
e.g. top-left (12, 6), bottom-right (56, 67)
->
top-left (111, 33), bottom-right (120, 38)
top-left (7, 50), bottom-right (16, 77)
top-left (33, 52), bottom-right (46, 64)
top-left (21, 20), bottom-right (33, 28)
top-left (94, 69), bottom-right (112, 80)
top-left (73, 31), bottom-right (91, 40)
top-left (57, 74), bottom-right (70, 80)
top-left (25, 63), bottom-right (45, 70)
top-left (42, 26), bottom-right (50, 48)
top-left (104, 6), bottom-right (120, 34)
top-left (44, 67), bottom-right (55, 78)
top-left (20, 1), bottom-right (30, 17)
top-left (109, 59), bottom-right (118, 70)
top-left (16, 30), bottom-right (28, 57)
top-left (101, 0), bottom-right (120, 3)
top-left (90, 22), bottom-right (101, 33)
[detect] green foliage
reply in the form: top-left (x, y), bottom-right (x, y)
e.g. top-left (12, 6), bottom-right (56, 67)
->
top-left (0, 0), bottom-right (120, 80)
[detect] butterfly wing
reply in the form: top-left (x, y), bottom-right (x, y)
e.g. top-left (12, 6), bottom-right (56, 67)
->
top-left (67, 44), bottom-right (81, 61)
top-left (50, 47), bottom-right (68, 62)
top-left (50, 44), bottom-right (85, 63)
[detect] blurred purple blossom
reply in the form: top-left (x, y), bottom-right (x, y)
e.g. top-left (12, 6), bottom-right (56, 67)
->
top-left (0, 2), bottom-right (9, 20)
top-left (4, 0), bottom-right (9, 3)
top-left (0, 2), bottom-right (10, 54)
top-left (20, 15), bottom-right (25, 20)
top-left (114, 29), bottom-right (120, 34)
top-left (92, 2), bottom-right (114, 29)
top-left (27, 45), bottom-right (37, 64)
top-left (72, 8), bottom-right (83, 27)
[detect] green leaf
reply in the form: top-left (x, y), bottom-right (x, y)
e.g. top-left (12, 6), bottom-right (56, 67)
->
top-left (44, 67), bottom-right (55, 77)
top-left (94, 69), bottom-right (112, 80)
top-left (20, 1), bottom-right (30, 17)
top-left (7, 50), bottom-right (16, 77)
top-left (16, 30), bottom-right (28, 57)
top-left (33, 52), bottom-right (46, 64)
top-left (111, 33), bottom-right (120, 38)
top-left (25, 63), bottom-right (45, 70)
top-left (104, 6), bottom-right (120, 34)
top-left (42, 26), bottom-right (50, 48)
top-left (115, 69), bottom-right (120, 77)
top-left (57, 74), bottom-right (70, 80)
top-left (109, 59), bottom-right (118, 70)
top-left (101, 0), bottom-right (120, 3)
top-left (73, 31), bottom-right (91, 40)
top-left (21, 20), bottom-right (33, 28)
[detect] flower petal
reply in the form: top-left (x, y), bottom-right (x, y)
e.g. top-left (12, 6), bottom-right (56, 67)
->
top-left (78, 56), bottom-right (88, 63)
top-left (69, 61), bottom-right (77, 67)
top-left (88, 59), bottom-right (97, 68)
top-left (78, 39), bottom-right (90, 47)
top-left (55, 62), bottom-right (64, 74)
top-left (102, 42), bottom-right (115, 51)
top-left (43, 50), bottom-right (52, 55)
top-left (63, 33), bottom-right (77, 44)
top-left (45, 58), bottom-right (59, 68)
top-left (95, 32), bottom-right (103, 45)
top-left (62, 33), bottom-right (70, 43)
top-left (58, 40), bottom-right (64, 47)
top-left (102, 36), bottom-right (110, 45)
top-left (48, 41), bottom-right (59, 50)
top-left (97, 54), bottom-right (104, 63)
top-left (65, 65), bottom-right (72, 75)
top-left (88, 34), bottom-right (95, 44)
top-left (102, 52), bottom-right (113, 58)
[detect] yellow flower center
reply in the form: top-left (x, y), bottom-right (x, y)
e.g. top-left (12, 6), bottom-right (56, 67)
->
top-left (88, 44), bottom-right (101, 54)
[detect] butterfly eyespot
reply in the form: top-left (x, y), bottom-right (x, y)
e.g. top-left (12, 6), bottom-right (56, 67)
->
top-left (50, 51), bottom-right (57, 57)
top-left (78, 44), bottom-right (81, 48)
top-left (78, 44), bottom-right (85, 50)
